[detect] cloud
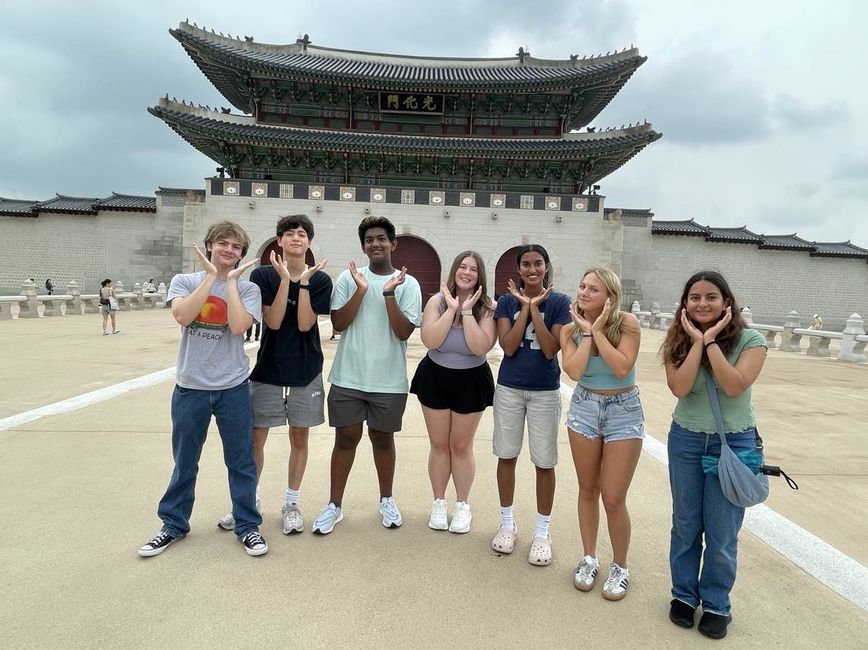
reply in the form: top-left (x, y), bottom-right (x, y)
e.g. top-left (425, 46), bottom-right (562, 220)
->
top-left (772, 94), bottom-right (848, 129)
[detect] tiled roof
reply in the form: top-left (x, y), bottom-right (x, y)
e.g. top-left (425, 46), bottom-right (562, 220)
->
top-left (37, 195), bottom-right (101, 214)
top-left (705, 226), bottom-right (763, 244)
top-left (171, 21), bottom-right (645, 91)
top-left (606, 208), bottom-right (654, 219)
top-left (148, 99), bottom-right (661, 158)
top-left (651, 219), bottom-right (708, 235)
top-left (0, 197), bottom-right (40, 217)
top-left (758, 234), bottom-right (814, 251)
top-left (98, 193), bottom-right (157, 212)
top-left (811, 241), bottom-right (868, 258)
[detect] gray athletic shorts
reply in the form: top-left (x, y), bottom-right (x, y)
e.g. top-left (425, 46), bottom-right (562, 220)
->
top-left (492, 385), bottom-right (562, 468)
top-left (250, 376), bottom-right (325, 429)
top-left (327, 385), bottom-right (408, 433)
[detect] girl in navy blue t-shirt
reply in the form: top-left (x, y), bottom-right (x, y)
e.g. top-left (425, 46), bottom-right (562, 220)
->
top-left (490, 244), bottom-right (571, 566)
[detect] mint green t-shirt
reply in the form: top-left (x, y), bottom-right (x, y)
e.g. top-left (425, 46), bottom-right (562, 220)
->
top-left (672, 329), bottom-right (767, 434)
top-left (328, 266), bottom-right (422, 393)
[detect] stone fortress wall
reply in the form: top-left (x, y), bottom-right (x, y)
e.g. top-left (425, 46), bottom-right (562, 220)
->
top-left (2, 182), bottom-right (865, 330)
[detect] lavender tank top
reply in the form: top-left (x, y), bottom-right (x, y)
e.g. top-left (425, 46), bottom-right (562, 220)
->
top-left (428, 298), bottom-right (487, 369)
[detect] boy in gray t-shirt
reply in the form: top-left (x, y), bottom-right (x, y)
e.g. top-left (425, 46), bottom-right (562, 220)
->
top-left (138, 221), bottom-right (269, 558)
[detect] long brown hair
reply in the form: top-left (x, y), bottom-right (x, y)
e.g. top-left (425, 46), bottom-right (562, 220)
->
top-left (567, 267), bottom-right (626, 347)
top-left (445, 251), bottom-right (495, 322)
top-left (662, 271), bottom-right (747, 367)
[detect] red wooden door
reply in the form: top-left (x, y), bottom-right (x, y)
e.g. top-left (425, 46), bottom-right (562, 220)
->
top-left (494, 246), bottom-right (524, 298)
top-left (392, 236), bottom-right (441, 301)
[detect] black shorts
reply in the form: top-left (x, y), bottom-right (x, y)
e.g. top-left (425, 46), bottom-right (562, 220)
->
top-left (410, 355), bottom-right (494, 414)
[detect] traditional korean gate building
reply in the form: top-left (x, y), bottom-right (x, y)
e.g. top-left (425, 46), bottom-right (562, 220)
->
top-left (148, 21), bottom-right (661, 300)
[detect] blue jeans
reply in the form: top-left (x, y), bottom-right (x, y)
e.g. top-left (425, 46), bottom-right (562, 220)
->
top-left (667, 421), bottom-right (759, 615)
top-left (157, 382), bottom-right (261, 538)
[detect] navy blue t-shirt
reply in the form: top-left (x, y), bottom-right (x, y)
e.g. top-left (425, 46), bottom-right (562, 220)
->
top-left (495, 291), bottom-right (572, 390)
top-left (248, 266), bottom-right (332, 387)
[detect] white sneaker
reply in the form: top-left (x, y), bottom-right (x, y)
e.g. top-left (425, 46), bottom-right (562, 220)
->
top-left (602, 562), bottom-right (630, 601)
top-left (282, 503), bottom-right (304, 535)
top-left (311, 503), bottom-right (343, 535)
top-left (217, 497), bottom-right (261, 531)
top-left (379, 496), bottom-right (403, 528)
top-left (448, 501), bottom-right (472, 534)
top-left (574, 555), bottom-right (599, 592)
top-left (428, 498), bottom-right (448, 530)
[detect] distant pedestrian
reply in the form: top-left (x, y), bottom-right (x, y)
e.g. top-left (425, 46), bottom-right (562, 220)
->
top-left (99, 279), bottom-right (119, 335)
top-left (143, 279), bottom-right (157, 293)
top-left (810, 314), bottom-right (823, 330)
top-left (45, 279), bottom-right (53, 295)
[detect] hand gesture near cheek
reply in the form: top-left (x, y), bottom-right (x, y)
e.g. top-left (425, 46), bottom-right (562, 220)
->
top-left (228, 258), bottom-right (259, 282)
top-left (680, 308), bottom-right (705, 346)
top-left (591, 298), bottom-right (611, 334)
top-left (269, 250), bottom-right (291, 282)
top-left (569, 304), bottom-right (592, 335)
top-left (383, 267), bottom-right (407, 294)
top-left (300, 259), bottom-right (328, 285)
top-left (440, 281), bottom-right (459, 311)
top-left (348, 260), bottom-right (368, 292)
top-left (462, 286), bottom-right (482, 312)
top-left (192, 243), bottom-right (217, 276)
top-left (507, 279), bottom-right (530, 307)
top-left (529, 285), bottom-right (552, 309)
top-left (704, 306), bottom-right (732, 345)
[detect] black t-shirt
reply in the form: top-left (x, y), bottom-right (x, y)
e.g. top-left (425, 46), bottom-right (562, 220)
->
top-left (248, 266), bottom-right (333, 386)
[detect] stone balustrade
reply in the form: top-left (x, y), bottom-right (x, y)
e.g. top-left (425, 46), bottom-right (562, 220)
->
top-left (0, 280), bottom-right (168, 318)
top-left (628, 302), bottom-right (866, 364)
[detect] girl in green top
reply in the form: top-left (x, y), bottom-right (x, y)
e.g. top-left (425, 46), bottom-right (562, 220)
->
top-left (662, 271), bottom-right (767, 640)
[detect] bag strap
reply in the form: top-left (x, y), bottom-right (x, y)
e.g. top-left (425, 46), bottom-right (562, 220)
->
top-left (701, 367), bottom-right (730, 449)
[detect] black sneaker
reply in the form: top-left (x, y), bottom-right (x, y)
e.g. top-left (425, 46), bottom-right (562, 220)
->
top-left (698, 612), bottom-right (732, 639)
top-left (138, 531), bottom-right (177, 557)
top-left (669, 599), bottom-right (697, 628)
top-left (240, 531), bottom-right (269, 556)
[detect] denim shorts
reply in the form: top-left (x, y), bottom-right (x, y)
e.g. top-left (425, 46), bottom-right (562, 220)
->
top-left (492, 385), bottom-right (562, 468)
top-left (566, 386), bottom-right (645, 443)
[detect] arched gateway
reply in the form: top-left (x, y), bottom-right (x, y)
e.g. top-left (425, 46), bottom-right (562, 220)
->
top-left (494, 246), bottom-right (525, 298)
top-left (392, 236), bottom-right (440, 301)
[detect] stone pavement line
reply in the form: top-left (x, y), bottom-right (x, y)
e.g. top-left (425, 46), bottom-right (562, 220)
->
top-left (559, 382), bottom-right (868, 613)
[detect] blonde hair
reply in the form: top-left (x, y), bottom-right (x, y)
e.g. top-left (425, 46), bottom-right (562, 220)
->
top-left (568, 267), bottom-right (625, 347)
top-left (203, 221), bottom-right (251, 260)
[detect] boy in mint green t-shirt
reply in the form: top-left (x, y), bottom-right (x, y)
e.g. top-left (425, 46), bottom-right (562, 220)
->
top-left (312, 217), bottom-right (421, 535)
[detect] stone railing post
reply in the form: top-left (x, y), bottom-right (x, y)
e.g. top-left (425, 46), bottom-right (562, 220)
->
top-left (741, 307), bottom-right (753, 325)
top-left (132, 282), bottom-right (145, 310)
top-left (66, 280), bottom-right (82, 315)
top-left (778, 311), bottom-right (802, 352)
top-left (838, 313), bottom-right (866, 363)
top-left (631, 301), bottom-right (640, 316)
top-left (156, 282), bottom-right (168, 308)
top-left (18, 279), bottom-right (39, 318)
top-left (650, 302), bottom-right (661, 328)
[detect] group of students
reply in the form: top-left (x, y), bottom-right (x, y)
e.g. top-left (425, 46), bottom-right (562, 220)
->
top-left (138, 214), bottom-right (767, 641)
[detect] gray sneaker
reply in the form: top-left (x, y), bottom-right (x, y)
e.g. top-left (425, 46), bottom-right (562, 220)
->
top-left (282, 503), bottom-right (304, 535)
top-left (217, 497), bottom-right (261, 531)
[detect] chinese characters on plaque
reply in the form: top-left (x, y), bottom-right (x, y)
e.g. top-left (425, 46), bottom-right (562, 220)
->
top-left (379, 92), bottom-right (444, 115)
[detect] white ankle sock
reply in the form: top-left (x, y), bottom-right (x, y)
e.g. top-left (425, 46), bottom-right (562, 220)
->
top-left (500, 506), bottom-right (514, 528)
top-left (286, 488), bottom-right (299, 505)
top-left (533, 512), bottom-right (551, 539)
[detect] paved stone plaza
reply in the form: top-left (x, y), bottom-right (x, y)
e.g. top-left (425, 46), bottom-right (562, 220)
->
top-left (0, 310), bottom-right (866, 647)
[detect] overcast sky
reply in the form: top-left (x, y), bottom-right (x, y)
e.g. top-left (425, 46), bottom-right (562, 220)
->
top-left (2, 0), bottom-right (866, 246)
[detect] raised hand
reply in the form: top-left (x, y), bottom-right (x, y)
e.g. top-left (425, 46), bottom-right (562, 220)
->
top-left (507, 279), bottom-right (530, 306)
top-left (461, 286), bottom-right (482, 311)
top-left (529, 285), bottom-right (553, 308)
top-left (440, 281), bottom-right (459, 311)
top-left (704, 306), bottom-right (732, 344)
top-left (269, 250), bottom-right (291, 282)
top-left (569, 304), bottom-right (592, 335)
top-left (300, 259), bottom-right (328, 285)
top-left (383, 266), bottom-right (407, 293)
top-left (591, 298), bottom-right (611, 333)
top-left (348, 260), bottom-right (368, 292)
top-left (192, 242), bottom-right (217, 276)
top-left (680, 308), bottom-right (705, 345)
top-left (228, 257), bottom-right (259, 281)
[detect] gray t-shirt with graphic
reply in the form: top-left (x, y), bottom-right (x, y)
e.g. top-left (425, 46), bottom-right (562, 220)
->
top-left (167, 271), bottom-right (262, 391)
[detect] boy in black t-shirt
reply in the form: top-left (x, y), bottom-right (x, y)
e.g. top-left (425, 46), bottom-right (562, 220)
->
top-left (217, 214), bottom-right (331, 535)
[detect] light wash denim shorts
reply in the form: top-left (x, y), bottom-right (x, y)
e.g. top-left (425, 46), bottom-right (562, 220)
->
top-left (566, 385), bottom-right (645, 443)
top-left (493, 385), bottom-right (562, 468)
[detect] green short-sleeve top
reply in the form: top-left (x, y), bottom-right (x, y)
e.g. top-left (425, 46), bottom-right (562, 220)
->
top-left (672, 329), bottom-right (767, 434)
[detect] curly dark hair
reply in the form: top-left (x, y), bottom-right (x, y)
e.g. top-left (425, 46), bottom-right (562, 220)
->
top-left (661, 271), bottom-right (747, 368)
